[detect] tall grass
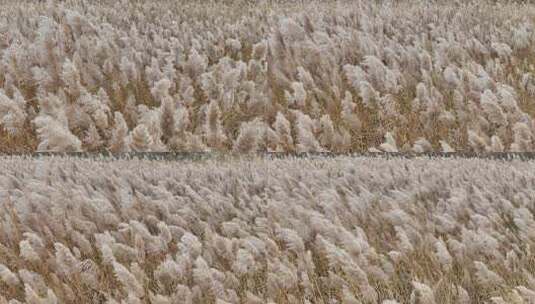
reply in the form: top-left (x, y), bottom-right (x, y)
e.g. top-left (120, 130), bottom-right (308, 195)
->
top-left (1, 0), bottom-right (535, 152)
top-left (0, 156), bottom-right (535, 303)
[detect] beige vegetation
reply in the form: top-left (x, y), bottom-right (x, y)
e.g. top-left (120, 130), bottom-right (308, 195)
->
top-left (1, 0), bottom-right (535, 152)
top-left (2, 0), bottom-right (535, 303)
top-left (0, 156), bottom-right (535, 303)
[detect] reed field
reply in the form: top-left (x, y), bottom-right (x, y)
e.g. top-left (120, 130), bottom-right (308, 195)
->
top-left (1, 0), bottom-right (535, 303)
top-left (1, 156), bottom-right (535, 303)
top-left (1, 0), bottom-right (535, 153)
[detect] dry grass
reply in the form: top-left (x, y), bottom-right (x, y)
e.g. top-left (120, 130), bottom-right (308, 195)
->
top-left (0, 156), bottom-right (534, 303)
top-left (0, 0), bottom-right (535, 152)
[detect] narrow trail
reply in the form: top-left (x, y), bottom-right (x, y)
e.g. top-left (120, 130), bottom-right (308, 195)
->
top-left (2, 152), bottom-right (535, 160)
